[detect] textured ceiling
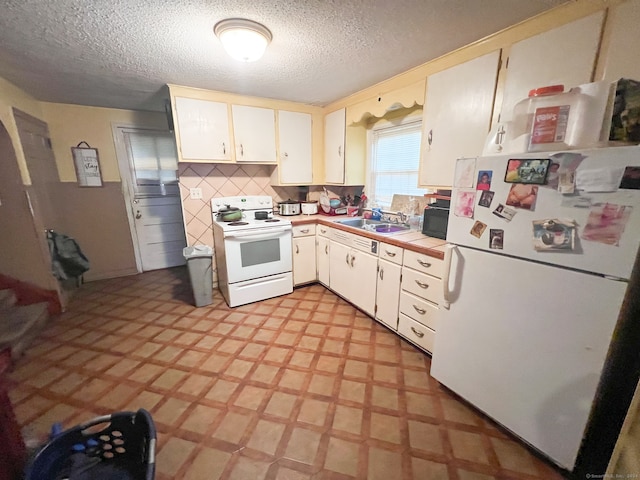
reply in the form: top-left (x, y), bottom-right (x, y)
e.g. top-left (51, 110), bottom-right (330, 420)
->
top-left (0, 0), bottom-right (568, 112)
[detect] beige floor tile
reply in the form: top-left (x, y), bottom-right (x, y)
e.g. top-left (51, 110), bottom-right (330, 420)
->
top-left (308, 374), bottom-right (336, 397)
top-left (409, 420), bottom-right (444, 454)
top-left (411, 457), bottom-right (449, 480)
top-left (183, 446), bottom-right (231, 480)
top-left (289, 351), bottom-right (314, 368)
top-left (128, 363), bottom-right (165, 384)
top-left (181, 404), bottom-right (221, 434)
top-left (228, 456), bottom-right (271, 480)
top-left (233, 385), bottom-right (269, 410)
top-left (373, 364), bottom-right (399, 384)
top-left (367, 447), bottom-right (403, 480)
top-left (490, 437), bottom-right (539, 475)
top-left (370, 412), bottom-right (402, 444)
top-left (251, 364), bottom-right (280, 385)
top-left (284, 427), bottom-right (322, 465)
top-left (333, 404), bottom-right (363, 435)
top-left (152, 368), bottom-right (188, 390)
top-left (246, 419), bottom-right (286, 455)
top-left (274, 467), bottom-right (312, 480)
top-left (316, 354), bottom-right (342, 373)
top-left (457, 469), bottom-right (497, 480)
top-left (206, 379), bottom-right (240, 403)
top-left (154, 397), bottom-right (191, 426)
top-left (200, 353), bottom-right (231, 373)
top-left (264, 346), bottom-right (290, 363)
top-left (344, 359), bottom-right (368, 378)
top-left (372, 385), bottom-right (399, 410)
top-left (279, 369), bottom-right (308, 390)
top-left (448, 430), bottom-right (490, 464)
top-left (297, 398), bottom-right (329, 426)
top-left (212, 411), bottom-right (253, 443)
top-left (177, 373), bottom-right (213, 397)
top-left (265, 391), bottom-right (297, 418)
top-left (156, 438), bottom-right (197, 477)
top-left (406, 392), bottom-right (438, 418)
top-left (324, 436), bottom-right (360, 476)
top-left (338, 379), bottom-right (366, 403)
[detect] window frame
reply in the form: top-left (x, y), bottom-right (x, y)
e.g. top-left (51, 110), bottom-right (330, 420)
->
top-left (366, 113), bottom-right (425, 209)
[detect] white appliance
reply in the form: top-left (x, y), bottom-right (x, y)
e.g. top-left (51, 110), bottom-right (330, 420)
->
top-left (211, 196), bottom-right (293, 307)
top-left (431, 146), bottom-right (640, 470)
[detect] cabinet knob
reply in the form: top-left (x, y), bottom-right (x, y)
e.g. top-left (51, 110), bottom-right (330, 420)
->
top-left (345, 253), bottom-right (349, 265)
top-left (135, 210), bottom-right (142, 219)
top-left (379, 267), bottom-right (384, 280)
top-left (240, 144), bottom-right (244, 156)
top-left (350, 254), bottom-right (355, 267)
top-left (410, 327), bottom-right (425, 338)
top-left (427, 129), bottom-right (433, 146)
top-left (222, 142), bottom-right (226, 155)
top-left (296, 244), bottom-right (299, 254)
top-left (325, 245), bottom-right (329, 255)
top-left (338, 145), bottom-right (342, 157)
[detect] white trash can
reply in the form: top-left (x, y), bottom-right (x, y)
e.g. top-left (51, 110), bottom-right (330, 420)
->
top-left (183, 245), bottom-right (213, 307)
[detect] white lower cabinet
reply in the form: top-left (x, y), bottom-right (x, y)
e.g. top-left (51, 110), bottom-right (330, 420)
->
top-left (329, 240), bottom-right (352, 298)
top-left (292, 225), bottom-right (316, 286)
top-left (317, 236), bottom-right (330, 286)
top-left (348, 249), bottom-right (378, 316)
top-left (375, 259), bottom-right (402, 330)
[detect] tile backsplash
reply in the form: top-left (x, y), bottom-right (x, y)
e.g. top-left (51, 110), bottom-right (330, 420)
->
top-left (178, 162), bottom-right (363, 286)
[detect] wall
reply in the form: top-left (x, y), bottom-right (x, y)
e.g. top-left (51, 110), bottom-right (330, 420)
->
top-left (39, 102), bottom-right (168, 281)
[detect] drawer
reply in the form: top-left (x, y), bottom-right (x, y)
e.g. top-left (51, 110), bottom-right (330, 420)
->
top-left (403, 249), bottom-right (444, 278)
top-left (317, 225), bottom-right (332, 238)
top-left (399, 291), bottom-right (438, 331)
top-left (293, 224), bottom-right (316, 237)
top-left (398, 313), bottom-right (435, 353)
top-left (401, 268), bottom-right (443, 304)
top-left (379, 243), bottom-right (403, 265)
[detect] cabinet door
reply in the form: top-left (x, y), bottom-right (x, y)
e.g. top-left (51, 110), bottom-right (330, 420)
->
top-left (324, 108), bottom-right (346, 183)
top-left (293, 236), bottom-right (317, 286)
top-left (499, 11), bottom-right (604, 123)
top-left (317, 236), bottom-right (330, 286)
top-left (232, 105), bottom-right (277, 163)
top-left (349, 249), bottom-right (378, 316)
top-left (174, 97), bottom-right (231, 161)
top-left (329, 241), bottom-right (352, 300)
top-left (278, 111), bottom-right (313, 184)
top-left (419, 51), bottom-right (500, 188)
top-left (375, 259), bottom-right (402, 330)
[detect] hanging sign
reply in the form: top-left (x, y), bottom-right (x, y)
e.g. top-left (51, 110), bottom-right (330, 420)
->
top-left (71, 141), bottom-right (102, 187)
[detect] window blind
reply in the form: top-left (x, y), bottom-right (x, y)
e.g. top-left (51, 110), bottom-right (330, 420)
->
top-left (123, 131), bottom-right (178, 196)
top-left (369, 121), bottom-right (425, 208)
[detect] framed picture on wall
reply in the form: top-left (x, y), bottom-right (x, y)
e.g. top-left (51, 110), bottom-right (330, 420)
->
top-left (71, 142), bottom-right (103, 187)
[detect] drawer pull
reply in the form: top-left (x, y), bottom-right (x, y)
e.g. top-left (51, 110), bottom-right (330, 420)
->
top-left (412, 305), bottom-right (426, 315)
top-left (415, 279), bottom-right (429, 289)
top-left (300, 228), bottom-right (309, 234)
top-left (417, 259), bottom-right (432, 268)
top-left (321, 228), bottom-right (327, 234)
top-left (411, 327), bottom-right (425, 338)
top-left (345, 253), bottom-right (349, 265)
top-left (296, 245), bottom-right (299, 254)
top-left (385, 250), bottom-right (396, 257)
top-left (379, 267), bottom-right (384, 280)
top-left (325, 245), bottom-right (329, 254)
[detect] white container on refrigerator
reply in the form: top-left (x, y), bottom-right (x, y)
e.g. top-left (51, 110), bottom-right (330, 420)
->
top-left (432, 146), bottom-right (640, 471)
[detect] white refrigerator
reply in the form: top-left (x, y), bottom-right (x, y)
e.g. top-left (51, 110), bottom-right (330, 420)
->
top-left (431, 146), bottom-right (640, 470)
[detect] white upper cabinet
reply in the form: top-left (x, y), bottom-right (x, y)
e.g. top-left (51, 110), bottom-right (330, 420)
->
top-left (419, 50), bottom-right (500, 188)
top-left (499, 11), bottom-right (604, 123)
top-left (278, 110), bottom-right (313, 184)
top-left (174, 97), bottom-right (231, 161)
top-left (324, 108), bottom-right (346, 184)
top-left (231, 105), bottom-right (277, 163)
top-left (597, 0), bottom-right (640, 82)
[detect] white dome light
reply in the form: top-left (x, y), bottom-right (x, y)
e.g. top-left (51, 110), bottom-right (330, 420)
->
top-left (214, 19), bottom-right (272, 62)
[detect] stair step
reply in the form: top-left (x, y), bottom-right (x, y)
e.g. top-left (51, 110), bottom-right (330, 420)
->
top-left (0, 289), bottom-right (17, 310)
top-left (0, 303), bottom-right (48, 360)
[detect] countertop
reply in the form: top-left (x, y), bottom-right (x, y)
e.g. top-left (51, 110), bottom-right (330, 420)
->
top-left (281, 213), bottom-right (448, 260)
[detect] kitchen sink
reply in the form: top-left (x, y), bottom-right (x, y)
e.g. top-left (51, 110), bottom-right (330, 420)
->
top-left (334, 218), bottom-right (385, 227)
top-left (334, 217), bottom-right (411, 234)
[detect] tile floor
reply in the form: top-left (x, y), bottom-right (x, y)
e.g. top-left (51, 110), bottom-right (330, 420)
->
top-left (7, 267), bottom-right (567, 479)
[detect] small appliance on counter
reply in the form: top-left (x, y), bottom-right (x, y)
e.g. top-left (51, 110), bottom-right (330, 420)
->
top-left (301, 201), bottom-right (318, 215)
top-left (278, 199), bottom-right (301, 216)
top-left (422, 192), bottom-right (451, 239)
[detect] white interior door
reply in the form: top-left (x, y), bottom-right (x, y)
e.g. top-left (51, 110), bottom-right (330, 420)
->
top-left (113, 126), bottom-right (186, 271)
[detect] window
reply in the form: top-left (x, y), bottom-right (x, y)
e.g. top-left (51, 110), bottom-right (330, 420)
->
top-left (122, 130), bottom-right (179, 197)
top-left (367, 117), bottom-right (426, 209)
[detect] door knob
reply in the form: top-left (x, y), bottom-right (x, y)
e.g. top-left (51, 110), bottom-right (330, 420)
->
top-left (135, 210), bottom-right (142, 219)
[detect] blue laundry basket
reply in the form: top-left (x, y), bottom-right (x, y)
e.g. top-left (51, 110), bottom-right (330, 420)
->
top-left (24, 409), bottom-right (156, 480)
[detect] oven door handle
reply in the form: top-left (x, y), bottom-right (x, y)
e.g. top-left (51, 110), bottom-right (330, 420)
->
top-left (225, 226), bottom-right (291, 240)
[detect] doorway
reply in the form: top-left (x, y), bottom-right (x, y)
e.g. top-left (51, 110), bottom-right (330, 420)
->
top-left (112, 126), bottom-right (186, 272)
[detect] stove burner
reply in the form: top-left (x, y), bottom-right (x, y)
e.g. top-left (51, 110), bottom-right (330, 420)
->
top-left (264, 219), bottom-right (281, 222)
top-left (228, 221), bottom-right (249, 226)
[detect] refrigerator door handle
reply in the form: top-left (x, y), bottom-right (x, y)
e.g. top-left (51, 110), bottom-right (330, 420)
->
top-left (442, 244), bottom-right (456, 309)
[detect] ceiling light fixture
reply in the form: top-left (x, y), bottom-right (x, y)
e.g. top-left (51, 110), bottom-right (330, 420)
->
top-left (214, 18), bottom-right (272, 62)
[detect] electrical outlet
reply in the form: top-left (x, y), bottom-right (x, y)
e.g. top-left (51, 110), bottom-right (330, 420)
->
top-left (189, 187), bottom-right (203, 200)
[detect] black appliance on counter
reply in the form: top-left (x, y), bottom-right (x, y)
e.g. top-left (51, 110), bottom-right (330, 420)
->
top-left (422, 195), bottom-right (451, 239)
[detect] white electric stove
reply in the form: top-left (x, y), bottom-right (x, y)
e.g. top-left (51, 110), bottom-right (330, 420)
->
top-left (211, 196), bottom-right (293, 307)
